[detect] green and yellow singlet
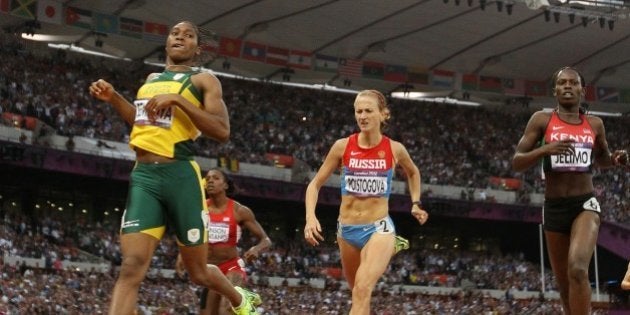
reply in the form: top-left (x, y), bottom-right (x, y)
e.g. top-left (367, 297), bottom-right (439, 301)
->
top-left (130, 70), bottom-right (203, 160)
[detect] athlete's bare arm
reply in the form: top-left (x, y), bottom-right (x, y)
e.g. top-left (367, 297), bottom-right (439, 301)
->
top-left (89, 79), bottom-right (136, 125)
top-left (392, 140), bottom-right (427, 225)
top-left (304, 138), bottom-right (347, 246)
top-left (235, 203), bottom-right (271, 262)
top-left (512, 111), bottom-right (574, 172)
top-left (142, 72), bottom-right (229, 143)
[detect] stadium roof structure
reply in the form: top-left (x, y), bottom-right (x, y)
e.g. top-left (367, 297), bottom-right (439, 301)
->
top-left (3, 0), bottom-right (630, 112)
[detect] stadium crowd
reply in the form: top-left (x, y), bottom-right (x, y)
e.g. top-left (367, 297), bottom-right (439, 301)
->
top-left (0, 211), bottom-right (579, 314)
top-left (1, 211), bottom-right (559, 291)
top-left (1, 34), bottom-right (627, 224)
top-left (0, 263), bottom-right (573, 315)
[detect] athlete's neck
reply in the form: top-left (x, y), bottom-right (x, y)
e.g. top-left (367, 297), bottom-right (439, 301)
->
top-left (165, 64), bottom-right (194, 72)
top-left (208, 194), bottom-right (229, 211)
top-left (555, 108), bottom-right (582, 120)
top-left (556, 102), bottom-right (580, 114)
top-left (358, 132), bottom-right (382, 148)
top-left (555, 105), bottom-right (583, 124)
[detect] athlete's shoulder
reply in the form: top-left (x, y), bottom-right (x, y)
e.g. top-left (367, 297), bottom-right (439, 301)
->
top-left (334, 136), bottom-right (350, 147)
top-left (191, 70), bottom-right (222, 92)
top-left (145, 72), bottom-right (161, 82)
top-left (532, 110), bottom-right (552, 119)
top-left (327, 137), bottom-right (350, 158)
top-left (191, 69), bottom-right (219, 82)
top-left (385, 135), bottom-right (401, 145)
top-left (528, 110), bottom-right (552, 127)
top-left (585, 113), bottom-right (603, 125)
top-left (191, 69), bottom-right (214, 78)
top-left (388, 138), bottom-right (409, 159)
top-left (232, 199), bottom-right (248, 211)
top-left (233, 200), bottom-right (254, 222)
top-left (389, 138), bottom-right (405, 150)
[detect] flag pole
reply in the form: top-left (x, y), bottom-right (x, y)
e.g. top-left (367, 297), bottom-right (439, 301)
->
top-left (593, 245), bottom-right (600, 301)
top-left (539, 224), bottom-right (546, 295)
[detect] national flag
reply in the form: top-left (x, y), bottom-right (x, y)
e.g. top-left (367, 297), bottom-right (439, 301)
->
top-left (407, 67), bottom-right (428, 85)
top-left (583, 85), bottom-right (596, 102)
top-left (265, 46), bottom-right (289, 66)
top-left (314, 54), bottom-right (338, 73)
top-left (502, 78), bottom-right (525, 95)
top-left (384, 64), bottom-right (407, 82)
top-left (119, 17), bottom-right (143, 39)
top-left (619, 89), bottom-right (630, 103)
top-left (339, 58), bottom-right (362, 78)
top-left (94, 12), bottom-right (118, 34)
top-left (478, 76), bottom-right (503, 93)
top-left (596, 87), bottom-right (619, 103)
top-left (10, 0), bottom-right (36, 18)
top-left (0, 0), bottom-right (9, 13)
top-left (242, 41), bottom-right (266, 62)
top-left (65, 6), bottom-right (92, 30)
top-left (218, 37), bottom-right (242, 58)
top-left (37, 0), bottom-right (62, 24)
top-left (144, 21), bottom-right (168, 42)
top-left (362, 61), bottom-right (384, 80)
top-left (462, 74), bottom-right (477, 91)
top-left (525, 80), bottom-right (547, 96)
top-left (431, 69), bottom-right (454, 88)
top-left (288, 50), bottom-right (312, 70)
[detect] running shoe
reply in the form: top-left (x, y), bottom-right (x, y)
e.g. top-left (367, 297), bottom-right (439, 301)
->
top-left (394, 235), bottom-right (410, 254)
top-left (232, 286), bottom-right (262, 315)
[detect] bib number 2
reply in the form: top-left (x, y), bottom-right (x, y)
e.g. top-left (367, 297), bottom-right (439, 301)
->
top-left (375, 218), bottom-right (393, 234)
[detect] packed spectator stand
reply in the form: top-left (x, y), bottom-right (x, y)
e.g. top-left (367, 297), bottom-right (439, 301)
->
top-left (0, 212), bottom-right (574, 314)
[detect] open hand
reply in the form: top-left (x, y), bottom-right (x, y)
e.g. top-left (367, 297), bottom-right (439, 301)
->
top-left (304, 218), bottom-right (324, 246)
top-left (545, 139), bottom-right (575, 156)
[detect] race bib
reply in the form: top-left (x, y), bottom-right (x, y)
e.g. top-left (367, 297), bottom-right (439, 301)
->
top-left (583, 197), bottom-right (601, 213)
top-left (134, 99), bottom-right (173, 128)
top-left (374, 217), bottom-right (394, 234)
top-left (550, 142), bottom-right (592, 172)
top-left (208, 223), bottom-right (229, 243)
top-left (344, 173), bottom-right (388, 196)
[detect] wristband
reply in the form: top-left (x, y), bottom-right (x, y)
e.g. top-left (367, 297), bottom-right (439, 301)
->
top-left (412, 201), bottom-right (422, 207)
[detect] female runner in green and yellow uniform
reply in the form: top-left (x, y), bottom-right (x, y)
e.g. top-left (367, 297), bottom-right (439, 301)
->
top-left (89, 21), bottom-right (260, 315)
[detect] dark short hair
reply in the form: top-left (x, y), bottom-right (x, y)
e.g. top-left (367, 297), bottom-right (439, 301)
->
top-left (171, 21), bottom-right (201, 45)
top-left (551, 66), bottom-right (586, 88)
